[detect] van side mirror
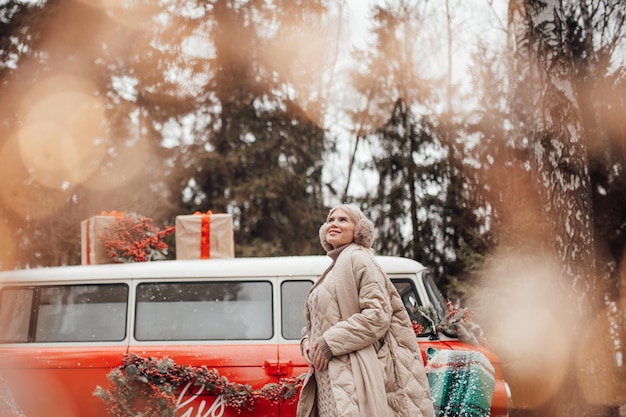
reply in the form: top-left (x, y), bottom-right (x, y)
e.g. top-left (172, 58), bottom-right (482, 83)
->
top-left (419, 309), bottom-right (439, 341)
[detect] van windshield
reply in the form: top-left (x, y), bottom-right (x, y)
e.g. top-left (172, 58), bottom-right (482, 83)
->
top-left (393, 279), bottom-right (431, 336)
top-left (392, 272), bottom-right (450, 336)
top-left (422, 271), bottom-right (448, 322)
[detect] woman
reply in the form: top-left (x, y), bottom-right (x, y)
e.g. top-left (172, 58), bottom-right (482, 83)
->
top-left (297, 204), bottom-right (434, 417)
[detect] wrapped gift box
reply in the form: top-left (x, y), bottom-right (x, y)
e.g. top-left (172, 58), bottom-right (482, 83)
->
top-left (81, 212), bottom-right (124, 265)
top-left (175, 212), bottom-right (235, 260)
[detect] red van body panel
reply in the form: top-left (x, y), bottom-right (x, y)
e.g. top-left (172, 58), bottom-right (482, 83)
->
top-left (0, 345), bottom-right (279, 417)
top-left (0, 346), bottom-right (125, 417)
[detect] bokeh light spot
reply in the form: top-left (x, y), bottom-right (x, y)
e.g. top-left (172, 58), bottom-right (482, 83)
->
top-left (492, 305), bottom-right (569, 409)
top-left (0, 136), bottom-right (73, 220)
top-left (81, 139), bottom-right (153, 191)
top-left (16, 76), bottom-right (108, 189)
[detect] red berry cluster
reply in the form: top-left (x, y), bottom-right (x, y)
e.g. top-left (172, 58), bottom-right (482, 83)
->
top-left (99, 214), bottom-right (175, 263)
top-left (412, 320), bottom-right (425, 335)
top-left (446, 299), bottom-right (474, 323)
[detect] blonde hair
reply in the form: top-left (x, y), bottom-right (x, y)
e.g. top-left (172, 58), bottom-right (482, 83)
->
top-left (326, 204), bottom-right (366, 225)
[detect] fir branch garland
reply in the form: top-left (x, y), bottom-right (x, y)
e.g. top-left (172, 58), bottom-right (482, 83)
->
top-left (419, 300), bottom-right (487, 346)
top-left (94, 353), bottom-right (305, 417)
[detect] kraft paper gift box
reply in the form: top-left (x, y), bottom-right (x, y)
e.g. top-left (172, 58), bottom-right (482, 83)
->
top-left (81, 211), bottom-right (124, 265)
top-left (175, 212), bottom-right (235, 260)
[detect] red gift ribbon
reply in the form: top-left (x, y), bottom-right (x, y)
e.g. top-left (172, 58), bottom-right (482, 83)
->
top-left (194, 211), bottom-right (212, 259)
top-left (100, 210), bottom-right (125, 217)
top-left (86, 218), bottom-right (93, 265)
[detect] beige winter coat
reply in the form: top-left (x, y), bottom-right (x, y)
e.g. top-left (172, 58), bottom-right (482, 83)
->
top-left (297, 244), bottom-right (434, 417)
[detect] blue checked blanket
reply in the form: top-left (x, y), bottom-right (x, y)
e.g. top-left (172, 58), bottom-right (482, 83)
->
top-left (426, 347), bottom-right (496, 417)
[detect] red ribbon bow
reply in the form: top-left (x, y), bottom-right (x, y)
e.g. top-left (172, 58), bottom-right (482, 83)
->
top-left (193, 211), bottom-right (212, 259)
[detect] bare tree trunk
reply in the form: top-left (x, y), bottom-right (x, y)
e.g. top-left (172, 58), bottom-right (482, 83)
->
top-left (512, 0), bottom-right (595, 293)
top-left (507, 1), bottom-right (604, 416)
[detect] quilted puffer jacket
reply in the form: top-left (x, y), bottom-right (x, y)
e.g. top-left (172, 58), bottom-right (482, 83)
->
top-left (297, 244), bottom-right (434, 417)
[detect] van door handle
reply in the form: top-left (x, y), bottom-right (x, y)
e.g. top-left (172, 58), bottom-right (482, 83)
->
top-left (264, 360), bottom-right (293, 377)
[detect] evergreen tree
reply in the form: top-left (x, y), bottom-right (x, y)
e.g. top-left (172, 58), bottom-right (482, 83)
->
top-left (346, 1), bottom-right (492, 296)
top-left (168, 0), bottom-right (331, 257)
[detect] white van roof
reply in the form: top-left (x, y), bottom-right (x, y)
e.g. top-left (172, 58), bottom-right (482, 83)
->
top-left (0, 256), bottom-right (427, 283)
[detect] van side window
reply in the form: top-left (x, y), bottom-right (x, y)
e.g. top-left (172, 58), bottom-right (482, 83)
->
top-left (391, 279), bottom-right (430, 335)
top-left (135, 281), bottom-right (273, 341)
top-left (281, 280), bottom-right (313, 340)
top-left (0, 284), bottom-right (128, 343)
top-left (0, 288), bottom-right (33, 343)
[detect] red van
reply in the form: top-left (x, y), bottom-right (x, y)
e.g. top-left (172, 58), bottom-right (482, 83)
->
top-left (0, 256), bottom-right (510, 417)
